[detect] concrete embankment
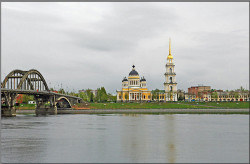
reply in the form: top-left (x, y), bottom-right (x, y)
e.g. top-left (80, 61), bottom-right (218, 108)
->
top-left (16, 108), bottom-right (249, 115)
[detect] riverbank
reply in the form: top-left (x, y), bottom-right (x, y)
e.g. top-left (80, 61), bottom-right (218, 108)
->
top-left (16, 108), bottom-right (249, 115)
top-left (88, 102), bottom-right (249, 109)
top-left (14, 102), bottom-right (249, 110)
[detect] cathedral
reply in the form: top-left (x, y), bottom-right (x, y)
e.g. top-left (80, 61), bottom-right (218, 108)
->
top-left (117, 38), bottom-right (177, 102)
top-left (116, 65), bottom-right (152, 102)
top-left (164, 38), bottom-right (178, 101)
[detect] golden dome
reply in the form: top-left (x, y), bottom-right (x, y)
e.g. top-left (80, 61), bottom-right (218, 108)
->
top-left (167, 55), bottom-right (173, 59)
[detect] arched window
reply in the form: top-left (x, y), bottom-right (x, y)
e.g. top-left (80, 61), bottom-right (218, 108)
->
top-left (170, 68), bottom-right (172, 73)
top-left (170, 86), bottom-right (172, 91)
top-left (170, 77), bottom-right (172, 83)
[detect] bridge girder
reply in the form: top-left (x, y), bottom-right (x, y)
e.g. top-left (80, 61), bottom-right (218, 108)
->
top-left (2, 69), bottom-right (49, 91)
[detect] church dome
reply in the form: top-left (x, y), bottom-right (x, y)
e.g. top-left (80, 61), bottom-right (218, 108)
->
top-left (167, 55), bottom-right (173, 59)
top-left (122, 77), bottom-right (128, 82)
top-left (129, 70), bottom-right (139, 76)
top-left (140, 76), bottom-right (146, 81)
top-left (129, 65), bottom-right (139, 76)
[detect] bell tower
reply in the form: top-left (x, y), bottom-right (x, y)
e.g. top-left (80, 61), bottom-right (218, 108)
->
top-left (164, 38), bottom-right (177, 101)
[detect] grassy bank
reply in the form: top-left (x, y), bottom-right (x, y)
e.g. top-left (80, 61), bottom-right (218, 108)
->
top-left (13, 101), bottom-right (249, 110)
top-left (89, 101), bottom-right (249, 109)
top-left (179, 102), bottom-right (249, 109)
top-left (15, 104), bottom-right (36, 110)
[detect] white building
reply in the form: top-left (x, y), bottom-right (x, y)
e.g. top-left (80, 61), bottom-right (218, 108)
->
top-left (164, 38), bottom-right (178, 101)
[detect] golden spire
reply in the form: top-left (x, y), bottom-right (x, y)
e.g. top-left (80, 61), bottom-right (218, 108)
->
top-left (167, 38), bottom-right (173, 61)
top-left (169, 37), bottom-right (171, 55)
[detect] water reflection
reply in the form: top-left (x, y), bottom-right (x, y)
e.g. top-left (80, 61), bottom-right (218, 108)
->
top-left (1, 114), bottom-right (249, 163)
top-left (165, 115), bottom-right (176, 163)
top-left (1, 116), bottom-right (49, 163)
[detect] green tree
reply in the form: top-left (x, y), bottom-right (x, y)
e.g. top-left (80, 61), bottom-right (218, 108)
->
top-left (107, 93), bottom-right (116, 102)
top-left (79, 92), bottom-right (88, 101)
top-left (211, 92), bottom-right (218, 101)
top-left (100, 87), bottom-right (108, 102)
top-left (152, 89), bottom-right (160, 101)
top-left (96, 88), bottom-right (102, 102)
top-left (178, 95), bottom-right (184, 101)
top-left (124, 93), bottom-right (129, 101)
top-left (85, 89), bottom-right (94, 102)
top-left (234, 92), bottom-right (239, 101)
top-left (22, 95), bottom-right (34, 104)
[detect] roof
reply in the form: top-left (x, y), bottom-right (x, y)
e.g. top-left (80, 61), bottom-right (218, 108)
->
top-left (129, 70), bottom-right (139, 76)
top-left (122, 77), bottom-right (128, 82)
top-left (129, 65), bottom-right (139, 76)
top-left (140, 76), bottom-right (146, 81)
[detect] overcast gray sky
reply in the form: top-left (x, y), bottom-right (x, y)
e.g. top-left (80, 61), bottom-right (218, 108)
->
top-left (1, 2), bottom-right (249, 94)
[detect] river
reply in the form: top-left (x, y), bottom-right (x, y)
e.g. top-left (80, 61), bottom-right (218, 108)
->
top-left (1, 113), bottom-right (249, 163)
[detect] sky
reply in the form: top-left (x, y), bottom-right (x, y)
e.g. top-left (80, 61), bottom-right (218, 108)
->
top-left (1, 2), bottom-right (249, 94)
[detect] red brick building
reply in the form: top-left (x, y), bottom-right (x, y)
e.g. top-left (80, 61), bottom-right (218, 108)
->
top-left (188, 86), bottom-right (211, 99)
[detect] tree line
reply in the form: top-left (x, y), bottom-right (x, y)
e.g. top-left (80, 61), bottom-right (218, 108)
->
top-left (79, 87), bottom-right (116, 103)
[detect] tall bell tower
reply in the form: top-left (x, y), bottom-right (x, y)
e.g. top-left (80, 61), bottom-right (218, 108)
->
top-left (164, 38), bottom-right (177, 101)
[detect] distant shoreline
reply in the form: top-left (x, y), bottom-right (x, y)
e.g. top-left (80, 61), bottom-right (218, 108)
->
top-left (16, 108), bottom-right (249, 115)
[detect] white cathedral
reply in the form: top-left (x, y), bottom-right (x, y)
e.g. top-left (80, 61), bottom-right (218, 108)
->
top-left (164, 38), bottom-right (178, 101)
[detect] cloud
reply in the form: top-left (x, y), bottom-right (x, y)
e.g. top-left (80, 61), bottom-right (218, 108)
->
top-left (1, 2), bottom-right (249, 94)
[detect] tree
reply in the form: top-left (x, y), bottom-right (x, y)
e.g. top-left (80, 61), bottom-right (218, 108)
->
top-left (85, 89), bottom-right (94, 102)
top-left (233, 92), bottom-right (239, 101)
top-left (96, 88), bottom-right (102, 102)
top-left (211, 92), bottom-right (218, 101)
top-left (58, 88), bottom-right (65, 94)
top-left (107, 93), bottom-right (116, 102)
top-left (79, 92), bottom-right (88, 101)
top-left (22, 95), bottom-right (34, 104)
top-left (178, 95), bottom-right (184, 101)
top-left (100, 87), bottom-right (108, 102)
top-left (124, 93), bottom-right (129, 101)
top-left (240, 86), bottom-right (245, 91)
top-left (152, 89), bottom-right (160, 101)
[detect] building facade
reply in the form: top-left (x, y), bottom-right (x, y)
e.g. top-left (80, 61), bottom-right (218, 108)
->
top-left (185, 86), bottom-right (249, 102)
top-left (116, 65), bottom-right (152, 102)
top-left (164, 38), bottom-right (178, 101)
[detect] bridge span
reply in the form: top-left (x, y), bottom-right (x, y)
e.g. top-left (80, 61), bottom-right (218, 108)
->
top-left (1, 69), bottom-right (83, 117)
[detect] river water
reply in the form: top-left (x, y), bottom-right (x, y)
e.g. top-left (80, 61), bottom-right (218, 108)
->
top-left (1, 113), bottom-right (249, 163)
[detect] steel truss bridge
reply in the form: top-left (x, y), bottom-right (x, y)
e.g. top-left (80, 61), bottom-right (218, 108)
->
top-left (1, 69), bottom-right (83, 116)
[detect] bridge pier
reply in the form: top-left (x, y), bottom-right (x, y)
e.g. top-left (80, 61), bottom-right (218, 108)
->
top-left (35, 95), bottom-right (57, 116)
top-left (1, 92), bottom-right (17, 117)
top-left (35, 106), bottom-right (57, 116)
top-left (1, 107), bottom-right (16, 117)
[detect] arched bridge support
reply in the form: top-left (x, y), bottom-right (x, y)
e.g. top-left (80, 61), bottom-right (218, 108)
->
top-left (1, 92), bottom-right (17, 117)
top-left (35, 95), bottom-right (57, 116)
